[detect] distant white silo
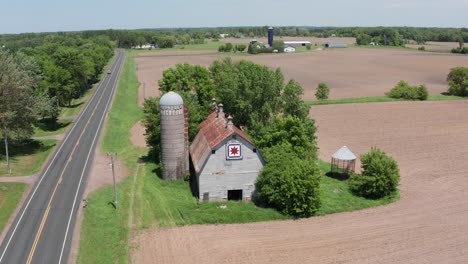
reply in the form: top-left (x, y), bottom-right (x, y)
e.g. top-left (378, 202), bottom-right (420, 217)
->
top-left (160, 91), bottom-right (186, 180)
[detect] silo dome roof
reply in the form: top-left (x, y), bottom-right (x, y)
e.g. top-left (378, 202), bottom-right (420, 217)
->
top-left (160, 91), bottom-right (183, 106)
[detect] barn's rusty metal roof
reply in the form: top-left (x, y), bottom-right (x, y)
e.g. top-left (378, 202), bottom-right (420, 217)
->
top-left (190, 111), bottom-right (253, 174)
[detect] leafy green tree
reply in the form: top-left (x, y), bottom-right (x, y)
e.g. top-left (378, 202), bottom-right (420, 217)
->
top-left (248, 115), bottom-right (317, 160)
top-left (224, 43), bottom-right (233, 52)
top-left (247, 44), bottom-right (259, 54)
top-left (159, 63), bottom-right (215, 107)
top-left (0, 50), bottom-right (39, 174)
top-left (315, 83), bottom-right (329, 100)
top-left (272, 40), bottom-right (285, 52)
top-left (447, 67), bottom-right (468, 96)
top-left (282, 80), bottom-right (309, 120)
top-left (157, 35), bottom-right (175, 48)
top-left (349, 147), bottom-right (400, 199)
top-left (209, 59), bottom-right (284, 126)
top-left (34, 93), bottom-right (59, 120)
top-left (256, 144), bottom-right (321, 217)
top-left (0, 50), bottom-right (38, 139)
top-left (386, 81), bottom-right (428, 100)
top-left (356, 33), bottom-right (372, 45)
top-left (235, 44), bottom-right (247, 52)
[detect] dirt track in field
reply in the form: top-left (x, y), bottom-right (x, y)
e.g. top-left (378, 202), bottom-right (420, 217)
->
top-left (131, 100), bottom-right (468, 264)
top-left (134, 48), bottom-right (468, 103)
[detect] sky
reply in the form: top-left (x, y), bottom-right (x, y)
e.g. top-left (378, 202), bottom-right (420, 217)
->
top-left (1, 0), bottom-right (467, 34)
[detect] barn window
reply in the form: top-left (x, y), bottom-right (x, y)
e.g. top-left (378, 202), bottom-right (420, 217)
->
top-left (253, 148), bottom-right (257, 153)
top-left (211, 149), bottom-right (216, 154)
top-left (227, 190), bottom-right (243, 201)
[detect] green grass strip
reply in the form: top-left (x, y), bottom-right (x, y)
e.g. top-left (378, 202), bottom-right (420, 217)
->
top-left (0, 183), bottom-right (26, 233)
top-left (0, 139), bottom-right (57, 177)
top-left (307, 95), bottom-right (466, 106)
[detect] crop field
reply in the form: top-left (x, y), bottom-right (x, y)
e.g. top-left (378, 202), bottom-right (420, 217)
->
top-left (130, 46), bottom-right (468, 263)
top-left (134, 47), bottom-right (468, 103)
top-left (132, 100), bottom-right (468, 263)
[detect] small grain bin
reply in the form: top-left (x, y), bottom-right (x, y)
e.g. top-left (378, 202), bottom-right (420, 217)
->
top-left (160, 91), bottom-right (187, 180)
top-left (331, 146), bottom-right (357, 176)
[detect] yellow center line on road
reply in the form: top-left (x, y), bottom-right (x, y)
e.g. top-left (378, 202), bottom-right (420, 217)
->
top-left (25, 76), bottom-right (109, 264)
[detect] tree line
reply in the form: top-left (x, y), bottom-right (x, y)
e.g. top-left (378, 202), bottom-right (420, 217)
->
top-left (5, 26), bottom-right (463, 51)
top-left (0, 32), bottom-right (114, 142)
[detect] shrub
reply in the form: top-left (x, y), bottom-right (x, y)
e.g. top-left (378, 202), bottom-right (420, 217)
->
top-left (386, 81), bottom-right (428, 100)
top-left (315, 83), bottom-right (329, 100)
top-left (447, 67), bottom-right (468, 96)
top-left (235, 44), bottom-right (246, 52)
top-left (247, 44), bottom-right (259, 54)
top-left (418, 46), bottom-right (425, 51)
top-left (255, 144), bottom-right (321, 217)
top-left (306, 44), bottom-right (312, 50)
top-left (349, 147), bottom-right (400, 199)
top-left (218, 43), bottom-right (233, 52)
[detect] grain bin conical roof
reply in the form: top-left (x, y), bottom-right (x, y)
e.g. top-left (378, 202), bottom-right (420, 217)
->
top-left (332, 146), bottom-right (356, 161)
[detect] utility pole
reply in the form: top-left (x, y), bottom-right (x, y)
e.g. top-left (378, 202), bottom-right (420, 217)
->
top-left (4, 134), bottom-right (11, 176)
top-left (108, 153), bottom-right (118, 209)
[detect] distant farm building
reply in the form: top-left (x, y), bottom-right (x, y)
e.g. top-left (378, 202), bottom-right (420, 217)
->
top-left (325, 42), bottom-right (348, 48)
top-left (284, 41), bottom-right (311, 47)
top-left (190, 104), bottom-right (264, 202)
top-left (284, 46), bottom-right (296, 53)
top-left (331, 146), bottom-right (356, 177)
top-left (219, 33), bottom-right (229, 38)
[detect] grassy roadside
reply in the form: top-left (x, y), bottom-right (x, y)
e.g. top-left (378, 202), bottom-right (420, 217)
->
top-left (0, 140), bottom-right (57, 177)
top-left (78, 51), bottom-right (145, 264)
top-left (33, 119), bottom-right (72, 138)
top-left (0, 183), bottom-right (26, 233)
top-left (307, 95), bottom-right (466, 106)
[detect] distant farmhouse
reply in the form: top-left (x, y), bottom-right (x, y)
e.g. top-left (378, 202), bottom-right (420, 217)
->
top-left (190, 104), bottom-right (264, 201)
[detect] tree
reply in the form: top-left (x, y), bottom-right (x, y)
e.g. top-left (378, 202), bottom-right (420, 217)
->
top-left (248, 115), bottom-right (317, 160)
top-left (34, 93), bottom-right (59, 120)
top-left (349, 147), bottom-right (400, 199)
top-left (386, 81), bottom-right (428, 100)
top-left (315, 83), bottom-right (329, 100)
top-left (356, 33), bottom-right (372, 45)
top-left (0, 50), bottom-right (39, 174)
top-left (235, 44), bottom-right (246, 52)
top-left (158, 63), bottom-right (215, 107)
top-left (447, 67), bottom-right (468, 97)
top-left (272, 40), bottom-right (285, 52)
top-left (282, 80), bottom-right (309, 120)
top-left (209, 59), bottom-right (284, 126)
top-left (255, 144), bottom-right (321, 217)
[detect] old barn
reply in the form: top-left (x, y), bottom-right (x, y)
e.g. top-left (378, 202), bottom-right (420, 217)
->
top-left (190, 105), bottom-right (264, 202)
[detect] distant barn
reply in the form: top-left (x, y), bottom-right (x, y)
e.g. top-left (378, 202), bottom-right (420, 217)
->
top-left (325, 42), bottom-right (348, 48)
top-left (284, 41), bottom-right (311, 47)
top-left (190, 104), bottom-right (264, 202)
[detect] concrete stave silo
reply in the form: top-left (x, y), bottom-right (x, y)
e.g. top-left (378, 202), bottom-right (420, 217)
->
top-left (160, 91), bottom-right (187, 180)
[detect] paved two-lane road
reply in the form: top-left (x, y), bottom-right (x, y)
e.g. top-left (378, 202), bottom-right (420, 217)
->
top-left (0, 49), bottom-right (125, 264)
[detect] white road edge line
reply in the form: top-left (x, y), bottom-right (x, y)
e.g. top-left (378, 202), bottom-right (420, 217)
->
top-left (58, 51), bottom-right (125, 264)
top-left (0, 51), bottom-right (121, 263)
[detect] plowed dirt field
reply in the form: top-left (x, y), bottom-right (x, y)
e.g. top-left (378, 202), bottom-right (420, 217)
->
top-left (131, 100), bottom-right (468, 264)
